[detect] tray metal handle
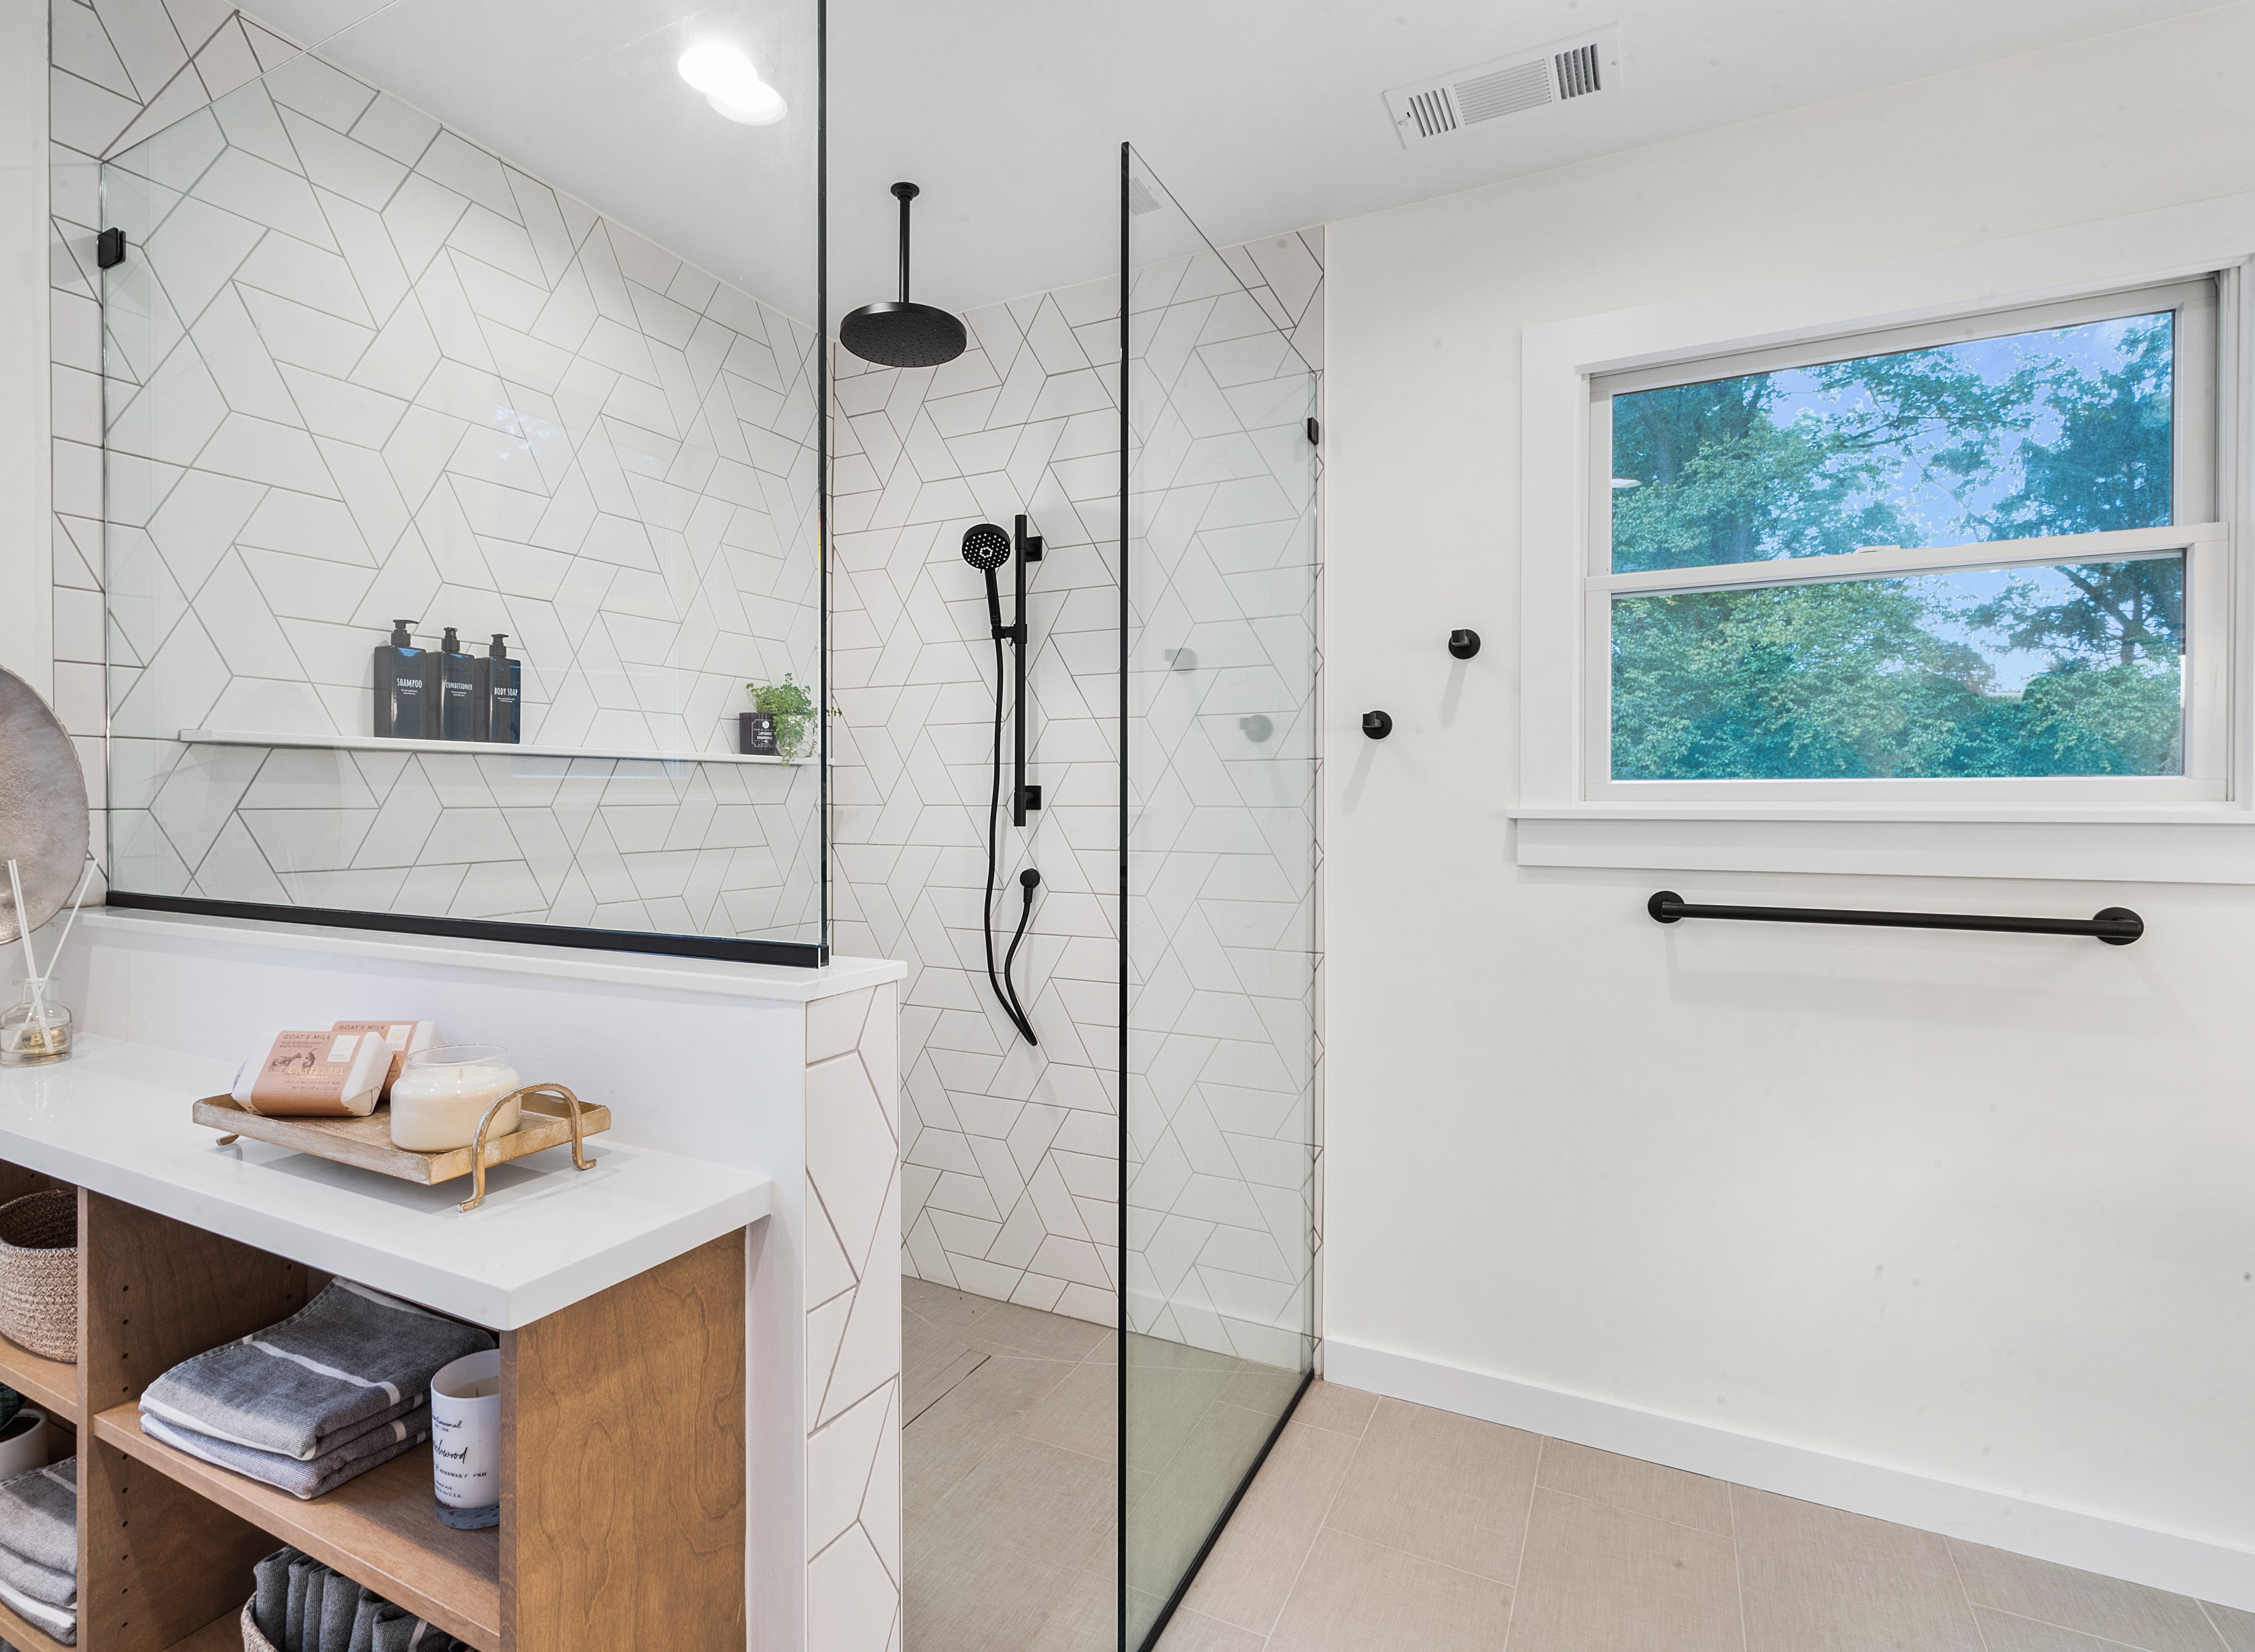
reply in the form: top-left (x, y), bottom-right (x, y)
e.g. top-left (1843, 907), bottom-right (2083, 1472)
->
top-left (460, 1082), bottom-right (596, 1212)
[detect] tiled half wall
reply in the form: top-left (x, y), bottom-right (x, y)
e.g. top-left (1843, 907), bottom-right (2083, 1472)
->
top-left (828, 227), bottom-right (1323, 1351)
top-left (82, 17), bottom-right (823, 940)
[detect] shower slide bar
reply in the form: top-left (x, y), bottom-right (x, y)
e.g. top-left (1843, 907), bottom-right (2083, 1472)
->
top-left (1647, 890), bottom-right (2144, 945)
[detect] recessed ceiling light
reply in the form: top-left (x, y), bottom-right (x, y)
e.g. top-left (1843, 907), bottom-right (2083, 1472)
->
top-left (677, 41), bottom-right (786, 126)
top-left (710, 82), bottom-right (786, 125)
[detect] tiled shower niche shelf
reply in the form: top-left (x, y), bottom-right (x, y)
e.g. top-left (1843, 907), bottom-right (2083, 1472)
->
top-left (178, 729), bottom-right (810, 766)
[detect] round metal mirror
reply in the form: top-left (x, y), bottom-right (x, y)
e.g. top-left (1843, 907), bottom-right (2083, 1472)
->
top-left (0, 669), bottom-right (91, 945)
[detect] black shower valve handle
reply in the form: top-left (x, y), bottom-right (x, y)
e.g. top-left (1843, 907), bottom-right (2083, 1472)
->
top-left (1449, 629), bottom-right (1481, 659)
top-left (1363, 710), bottom-right (1393, 739)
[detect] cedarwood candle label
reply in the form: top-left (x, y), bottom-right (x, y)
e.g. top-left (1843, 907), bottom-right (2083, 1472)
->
top-left (431, 1350), bottom-right (501, 1512)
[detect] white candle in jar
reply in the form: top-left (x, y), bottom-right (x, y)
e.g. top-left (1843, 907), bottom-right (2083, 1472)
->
top-left (389, 1045), bottom-right (521, 1152)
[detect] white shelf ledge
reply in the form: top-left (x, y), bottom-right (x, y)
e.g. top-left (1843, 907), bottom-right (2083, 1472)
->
top-left (178, 729), bottom-right (808, 766)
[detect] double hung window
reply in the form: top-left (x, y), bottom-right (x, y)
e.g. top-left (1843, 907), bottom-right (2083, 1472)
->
top-left (1587, 278), bottom-right (2223, 802)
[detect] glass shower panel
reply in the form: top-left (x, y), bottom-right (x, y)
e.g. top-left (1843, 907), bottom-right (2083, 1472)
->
top-left (98, 0), bottom-right (826, 961)
top-left (1120, 144), bottom-right (1319, 1649)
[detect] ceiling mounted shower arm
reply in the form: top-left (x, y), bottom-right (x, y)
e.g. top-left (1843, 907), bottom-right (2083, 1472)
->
top-left (893, 180), bottom-right (916, 303)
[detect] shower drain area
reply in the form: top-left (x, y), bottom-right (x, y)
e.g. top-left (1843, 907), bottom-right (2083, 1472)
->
top-left (903, 1279), bottom-right (1301, 1651)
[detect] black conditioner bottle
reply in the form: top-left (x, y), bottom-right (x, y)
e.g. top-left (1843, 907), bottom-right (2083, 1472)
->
top-left (437, 626), bottom-right (476, 740)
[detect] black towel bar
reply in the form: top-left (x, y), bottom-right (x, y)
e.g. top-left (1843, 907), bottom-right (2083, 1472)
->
top-left (1647, 890), bottom-right (2143, 946)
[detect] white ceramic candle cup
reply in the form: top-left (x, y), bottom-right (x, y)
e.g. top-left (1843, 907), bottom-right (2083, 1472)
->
top-left (0, 1409), bottom-right (50, 1480)
top-left (390, 1045), bottom-right (521, 1152)
top-left (431, 1349), bottom-right (501, 1512)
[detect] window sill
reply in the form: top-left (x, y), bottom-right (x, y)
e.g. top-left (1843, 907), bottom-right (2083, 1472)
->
top-left (1508, 807), bottom-right (2255, 885)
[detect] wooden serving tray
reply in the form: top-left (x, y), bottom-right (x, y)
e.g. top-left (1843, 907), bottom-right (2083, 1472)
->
top-left (193, 1084), bottom-right (608, 1211)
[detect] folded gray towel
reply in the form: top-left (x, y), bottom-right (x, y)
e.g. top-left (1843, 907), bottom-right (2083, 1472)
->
top-left (248, 1546), bottom-right (465, 1652)
top-left (141, 1281), bottom-right (491, 1462)
top-left (0, 1458), bottom-right (74, 1609)
top-left (287, 1550), bottom-right (323, 1652)
top-left (253, 1546), bottom-right (296, 1644)
top-left (0, 1572), bottom-right (71, 1643)
top-left (143, 1406), bottom-right (430, 1502)
top-left (343, 1584), bottom-right (394, 1652)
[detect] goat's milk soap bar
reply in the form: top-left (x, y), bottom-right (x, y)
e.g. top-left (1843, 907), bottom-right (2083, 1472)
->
top-left (230, 1030), bottom-right (389, 1118)
top-left (330, 1019), bottom-right (438, 1101)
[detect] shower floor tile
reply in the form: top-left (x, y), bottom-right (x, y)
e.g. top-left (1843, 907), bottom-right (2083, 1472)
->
top-left (906, 1277), bottom-right (1118, 1652)
top-left (1151, 1380), bottom-right (2253, 1652)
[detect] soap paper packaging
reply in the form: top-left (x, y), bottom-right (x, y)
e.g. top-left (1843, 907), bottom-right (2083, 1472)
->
top-left (328, 1020), bottom-right (437, 1101)
top-left (230, 1031), bottom-right (389, 1118)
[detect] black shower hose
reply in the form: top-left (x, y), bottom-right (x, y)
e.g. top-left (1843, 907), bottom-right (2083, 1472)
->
top-left (984, 629), bottom-right (1038, 1045)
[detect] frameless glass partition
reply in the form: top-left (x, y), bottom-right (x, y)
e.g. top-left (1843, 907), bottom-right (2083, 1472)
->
top-left (1120, 144), bottom-right (1319, 1648)
top-left (99, 0), bottom-right (826, 963)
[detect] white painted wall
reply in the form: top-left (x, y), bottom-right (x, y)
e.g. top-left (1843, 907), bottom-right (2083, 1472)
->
top-left (0, 0), bottom-right (51, 697)
top-left (1323, 0), bottom-right (2255, 1592)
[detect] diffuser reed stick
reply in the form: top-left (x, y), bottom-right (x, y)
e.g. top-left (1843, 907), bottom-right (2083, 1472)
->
top-left (4, 862), bottom-right (36, 991)
top-left (37, 859), bottom-right (96, 987)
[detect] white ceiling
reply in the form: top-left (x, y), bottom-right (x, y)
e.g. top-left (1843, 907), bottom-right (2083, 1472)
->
top-left (256, 0), bottom-right (2231, 325)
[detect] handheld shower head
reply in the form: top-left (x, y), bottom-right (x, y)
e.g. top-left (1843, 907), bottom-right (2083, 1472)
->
top-left (960, 523), bottom-right (1010, 571)
top-left (963, 522), bottom-right (1010, 634)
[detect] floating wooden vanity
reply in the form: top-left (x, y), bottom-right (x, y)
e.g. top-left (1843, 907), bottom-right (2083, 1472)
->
top-left (0, 1037), bottom-right (772, 1652)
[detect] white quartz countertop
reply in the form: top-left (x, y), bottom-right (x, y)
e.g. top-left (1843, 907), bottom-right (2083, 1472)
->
top-left (0, 1037), bottom-right (770, 1329)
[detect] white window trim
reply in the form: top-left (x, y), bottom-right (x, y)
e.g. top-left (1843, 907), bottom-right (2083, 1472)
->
top-left (1513, 189), bottom-right (2255, 884)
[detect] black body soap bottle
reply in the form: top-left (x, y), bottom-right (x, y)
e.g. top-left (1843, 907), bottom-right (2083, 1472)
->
top-left (373, 621), bottom-right (432, 738)
top-left (474, 634), bottom-right (521, 744)
top-left (437, 627), bottom-right (476, 740)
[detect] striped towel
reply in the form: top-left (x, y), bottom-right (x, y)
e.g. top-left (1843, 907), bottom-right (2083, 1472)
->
top-left (0, 1457), bottom-right (75, 1642)
top-left (140, 1280), bottom-right (491, 1463)
top-left (143, 1406), bottom-right (430, 1501)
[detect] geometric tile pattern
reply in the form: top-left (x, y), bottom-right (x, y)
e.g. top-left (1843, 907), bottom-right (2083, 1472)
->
top-left (1122, 205), bottom-right (1319, 1370)
top-left (829, 234), bottom-right (1321, 1338)
top-left (50, 0), bottom-right (330, 899)
top-left (830, 276), bottom-right (1131, 1326)
top-left (95, 46), bottom-right (823, 941)
top-left (805, 983), bottom-right (904, 1652)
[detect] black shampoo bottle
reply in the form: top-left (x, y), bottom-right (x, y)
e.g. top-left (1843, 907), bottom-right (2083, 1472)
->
top-left (474, 634), bottom-right (521, 743)
top-left (437, 627), bottom-right (476, 740)
top-left (373, 621), bottom-right (431, 738)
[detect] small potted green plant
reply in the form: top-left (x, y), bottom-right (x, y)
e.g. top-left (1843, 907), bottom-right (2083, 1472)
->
top-left (742, 674), bottom-right (818, 761)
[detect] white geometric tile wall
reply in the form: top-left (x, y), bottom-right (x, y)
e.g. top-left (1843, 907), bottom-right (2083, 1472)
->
top-left (804, 983), bottom-right (903, 1652)
top-left (95, 49), bottom-right (824, 941)
top-left (50, 0), bottom-right (332, 899)
top-left (830, 230), bottom-right (1322, 1340)
top-left (830, 275), bottom-right (1126, 1326)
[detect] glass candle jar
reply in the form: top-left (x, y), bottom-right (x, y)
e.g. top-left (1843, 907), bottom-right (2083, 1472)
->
top-left (389, 1045), bottom-right (521, 1152)
top-left (0, 984), bottom-right (70, 1067)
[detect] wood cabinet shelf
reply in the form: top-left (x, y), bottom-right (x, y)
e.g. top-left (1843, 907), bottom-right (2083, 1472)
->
top-left (159, 1614), bottom-right (242, 1652)
top-left (0, 1332), bottom-right (80, 1425)
top-left (93, 1408), bottom-right (499, 1650)
top-left (0, 1164), bottom-right (744, 1652)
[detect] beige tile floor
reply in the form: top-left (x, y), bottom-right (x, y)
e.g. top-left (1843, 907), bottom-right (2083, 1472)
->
top-left (1157, 1381), bottom-right (2255, 1652)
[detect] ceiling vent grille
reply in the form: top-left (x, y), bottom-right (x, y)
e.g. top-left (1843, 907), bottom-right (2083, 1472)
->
top-left (1386, 26), bottom-right (1620, 148)
top-left (1554, 42), bottom-right (1602, 98)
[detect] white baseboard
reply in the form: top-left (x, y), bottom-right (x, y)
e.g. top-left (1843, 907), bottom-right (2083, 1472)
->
top-left (1324, 1338), bottom-right (2255, 1613)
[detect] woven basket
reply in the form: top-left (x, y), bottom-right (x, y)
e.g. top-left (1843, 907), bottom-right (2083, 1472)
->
top-left (242, 1599), bottom-right (278, 1652)
top-left (0, 1190), bottom-right (77, 1362)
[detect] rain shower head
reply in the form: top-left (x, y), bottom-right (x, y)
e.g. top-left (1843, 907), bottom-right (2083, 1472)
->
top-left (841, 183), bottom-right (967, 369)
